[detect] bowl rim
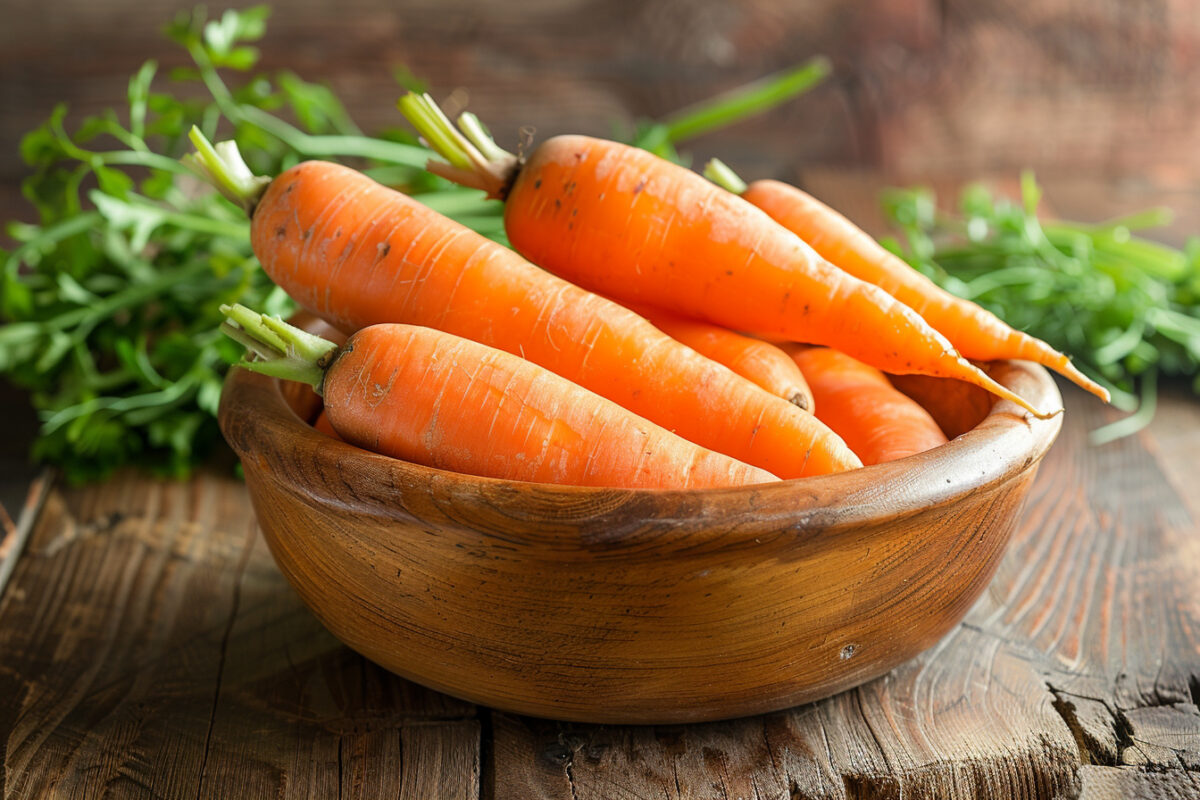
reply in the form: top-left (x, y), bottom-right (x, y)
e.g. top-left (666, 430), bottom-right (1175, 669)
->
top-left (219, 356), bottom-right (1063, 538)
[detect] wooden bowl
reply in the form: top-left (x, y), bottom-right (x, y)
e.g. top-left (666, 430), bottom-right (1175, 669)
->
top-left (219, 324), bottom-right (1062, 724)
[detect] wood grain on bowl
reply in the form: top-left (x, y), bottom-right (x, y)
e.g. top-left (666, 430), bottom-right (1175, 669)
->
top-left (219, 318), bottom-right (1062, 724)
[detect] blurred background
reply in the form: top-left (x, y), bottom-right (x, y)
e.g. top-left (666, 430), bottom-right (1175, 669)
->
top-left (3, 0), bottom-right (1198, 242)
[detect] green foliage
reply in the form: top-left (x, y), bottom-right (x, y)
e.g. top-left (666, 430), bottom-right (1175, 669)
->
top-left (882, 174), bottom-right (1200, 438)
top-left (0, 5), bottom-right (457, 482)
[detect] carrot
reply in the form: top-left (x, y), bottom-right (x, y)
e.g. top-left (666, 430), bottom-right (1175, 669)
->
top-left (627, 303), bottom-right (814, 410)
top-left (186, 128), bottom-right (861, 478)
top-left (704, 158), bottom-right (1109, 402)
top-left (786, 346), bottom-right (948, 465)
top-left (219, 305), bottom-right (778, 489)
top-left (398, 94), bottom-right (1057, 419)
top-left (312, 410), bottom-right (340, 439)
top-left (887, 373), bottom-right (994, 440)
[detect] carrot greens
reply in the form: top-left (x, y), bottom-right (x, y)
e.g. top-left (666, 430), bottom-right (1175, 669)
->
top-left (0, 6), bottom-right (479, 482)
top-left (881, 176), bottom-right (1200, 440)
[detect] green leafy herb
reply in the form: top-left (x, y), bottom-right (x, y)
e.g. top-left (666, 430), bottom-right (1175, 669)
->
top-left (1, 4), bottom-right (827, 482)
top-left (0, 5), bottom-right (450, 482)
top-left (882, 174), bottom-right (1200, 440)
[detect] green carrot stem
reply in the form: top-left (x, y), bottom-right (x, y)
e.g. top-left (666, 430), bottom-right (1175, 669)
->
top-left (183, 126), bottom-right (271, 215)
top-left (219, 303), bottom-right (339, 391)
top-left (398, 93), bottom-right (480, 171)
top-left (397, 92), bottom-right (518, 198)
top-left (704, 158), bottom-right (748, 195)
top-left (456, 112), bottom-right (514, 163)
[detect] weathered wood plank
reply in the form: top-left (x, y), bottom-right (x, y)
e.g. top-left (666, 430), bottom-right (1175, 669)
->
top-left (1076, 764), bottom-right (1200, 800)
top-left (0, 471), bottom-right (480, 799)
top-left (493, 631), bottom-right (1079, 799)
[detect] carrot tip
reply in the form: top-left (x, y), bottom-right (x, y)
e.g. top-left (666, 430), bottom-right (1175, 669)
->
top-left (1058, 359), bottom-right (1111, 403)
top-left (964, 359), bottom-right (1059, 420)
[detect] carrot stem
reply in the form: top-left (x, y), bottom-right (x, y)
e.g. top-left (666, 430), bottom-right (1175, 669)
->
top-left (399, 93), bottom-right (481, 171)
top-left (456, 111), bottom-right (514, 163)
top-left (184, 126), bottom-right (271, 215)
top-left (397, 92), bottom-right (517, 198)
top-left (704, 158), bottom-right (748, 195)
top-left (218, 303), bottom-right (338, 391)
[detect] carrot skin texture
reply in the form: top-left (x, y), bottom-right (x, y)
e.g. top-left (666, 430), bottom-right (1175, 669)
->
top-left (632, 304), bottom-right (814, 410)
top-left (251, 161), bottom-right (860, 477)
top-left (741, 180), bottom-right (1108, 401)
top-left (788, 346), bottom-right (948, 465)
top-left (322, 325), bottom-right (779, 489)
top-left (502, 136), bottom-right (1049, 416)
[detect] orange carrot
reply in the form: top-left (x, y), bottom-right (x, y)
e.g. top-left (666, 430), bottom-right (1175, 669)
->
top-left (312, 410), bottom-right (340, 439)
top-left (398, 96), bottom-right (1056, 419)
top-left (220, 305), bottom-right (778, 489)
top-left (187, 128), bottom-right (861, 478)
top-left (787, 346), bottom-right (948, 465)
top-left (887, 373), bottom-right (994, 440)
top-left (705, 160), bottom-right (1108, 402)
top-left (630, 304), bottom-right (814, 410)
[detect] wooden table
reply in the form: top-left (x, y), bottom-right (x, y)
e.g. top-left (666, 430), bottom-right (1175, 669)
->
top-left (1, 382), bottom-right (1198, 799)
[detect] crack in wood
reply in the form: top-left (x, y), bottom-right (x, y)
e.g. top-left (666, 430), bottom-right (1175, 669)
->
top-left (1049, 690), bottom-right (1100, 766)
top-left (192, 522), bottom-right (257, 800)
top-left (563, 754), bottom-right (581, 800)
top-left (336, 737), bottom-right (344, 800)
top-left (1045, 682), bottom-right (1135, 768)
top-left (478, 706), bottom-right (495, 800)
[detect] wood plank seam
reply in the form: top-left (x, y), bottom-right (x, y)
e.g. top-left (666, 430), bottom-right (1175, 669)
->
top-left (479, 706), bottom-right (496, 800)
top-left (192, 518), bottom-right (258, 798)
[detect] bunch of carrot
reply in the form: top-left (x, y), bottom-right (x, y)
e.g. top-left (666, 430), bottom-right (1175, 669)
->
top-left (194, 92), bottom-right (1105, 490)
